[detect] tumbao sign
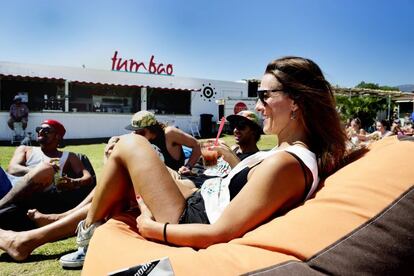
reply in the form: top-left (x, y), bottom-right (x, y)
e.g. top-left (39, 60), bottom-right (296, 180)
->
top-left (111, 51), bottom-right (174, 76)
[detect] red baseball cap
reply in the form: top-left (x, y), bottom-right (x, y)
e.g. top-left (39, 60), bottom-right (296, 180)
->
top-left (42, 119), bottom-right (66, 138)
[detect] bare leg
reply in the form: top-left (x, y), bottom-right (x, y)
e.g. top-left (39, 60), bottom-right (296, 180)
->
top-left (0, 204), bottom-right (89, 261)
top-left (0, 163), bottom-right (54, 209)
top-left (167, 167), bottom-right (197, 198)
top-left (85, 134), bottom-right (187, 227)
top-left (27, 188), bottom-right (95, 227)
top-left (27, 209), bottom-right (60, 227)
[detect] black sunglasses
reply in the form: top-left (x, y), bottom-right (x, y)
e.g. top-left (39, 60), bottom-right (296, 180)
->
top-left (257, 89), bottom-right (283, 105)
top-left (230, 120), bottom-right (249, 131)
top-left (35, 126), bottom-right (54, 135)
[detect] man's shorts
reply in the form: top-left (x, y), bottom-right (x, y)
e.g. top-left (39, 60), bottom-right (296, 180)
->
top-left (0, 166), bottom-right (12, 198)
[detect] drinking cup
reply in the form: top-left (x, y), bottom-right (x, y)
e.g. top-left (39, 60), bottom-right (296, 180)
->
top-left (201, 141), bottom-right (218, 167)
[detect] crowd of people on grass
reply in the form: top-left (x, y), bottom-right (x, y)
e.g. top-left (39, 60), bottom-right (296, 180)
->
top-left (346, 116), bottom-right (414, 147)
top-left (0, 56), bottom-right (413, 270)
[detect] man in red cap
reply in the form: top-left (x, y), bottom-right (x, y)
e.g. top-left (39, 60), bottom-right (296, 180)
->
top-left (0, 119), bottom-right (94, 231)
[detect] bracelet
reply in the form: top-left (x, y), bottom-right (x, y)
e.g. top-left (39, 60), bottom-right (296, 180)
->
top-left (163, 222), bottom-right (170, 244)
top-left (185, 164), bottom-right (192, 169)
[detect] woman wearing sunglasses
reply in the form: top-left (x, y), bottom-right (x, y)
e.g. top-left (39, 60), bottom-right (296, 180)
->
top-left (68, 57), bottom-right (346, 263)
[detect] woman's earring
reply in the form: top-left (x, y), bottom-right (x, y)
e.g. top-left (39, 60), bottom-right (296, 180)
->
top-left (290, 110), bottom-right (297, 120)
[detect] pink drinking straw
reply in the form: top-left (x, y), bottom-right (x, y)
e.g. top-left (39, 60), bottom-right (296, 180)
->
top-left (215, 117), bottom-right (226, 146)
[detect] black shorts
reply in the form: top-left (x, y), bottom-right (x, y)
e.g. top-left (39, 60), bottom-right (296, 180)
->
top-left (178, 191), bottom-right (210, 224)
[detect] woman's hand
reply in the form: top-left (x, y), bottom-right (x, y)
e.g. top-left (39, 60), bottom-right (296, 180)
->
top-left (209, 140), bottom-right (240, 168)
top-left (136, 197), bottom-right (159, 240)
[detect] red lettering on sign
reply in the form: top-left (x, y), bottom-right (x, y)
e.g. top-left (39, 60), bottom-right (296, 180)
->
top-left (148, 55), bottom-right (157, 74)
top-left (111, 51), bottom-right (119, 70)
top-left (117, 59), bottom-right (128, 71)
top-left (129, 60), bottom-right (147, 72)
top-left (111, 51), bottom-right (174, 76)
top-left (166, 64), bottom-right (173, 75)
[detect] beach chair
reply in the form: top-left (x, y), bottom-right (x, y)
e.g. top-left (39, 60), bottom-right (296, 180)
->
top-left (190, 118), bottom-right (201, 138)
top-left (83, 136), bottom-right (414, 275)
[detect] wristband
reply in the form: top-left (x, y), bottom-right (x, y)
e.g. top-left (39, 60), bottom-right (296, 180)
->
top-left (163, 222), bottom-right (170, 244)
top-left (185, 164), bottom-right (192, 169)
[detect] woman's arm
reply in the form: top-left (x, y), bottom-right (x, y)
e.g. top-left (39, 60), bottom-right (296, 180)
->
top-left (358, 131), bottom-right (380, 141)
top-left (137, 151), bottom-right (306, 248)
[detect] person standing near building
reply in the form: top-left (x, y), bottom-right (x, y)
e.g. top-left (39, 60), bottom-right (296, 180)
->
top-left (8, 95), bottom-right (29, 131)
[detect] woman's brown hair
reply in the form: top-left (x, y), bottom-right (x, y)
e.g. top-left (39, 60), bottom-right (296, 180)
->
top-left (265, 56), bottom-right (347, 177)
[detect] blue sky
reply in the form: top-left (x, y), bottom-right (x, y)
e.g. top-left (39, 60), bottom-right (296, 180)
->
top-left (0, 0), bottom-right (413, 87)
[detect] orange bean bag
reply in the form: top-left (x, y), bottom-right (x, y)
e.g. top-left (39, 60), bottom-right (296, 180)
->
top-left (83, 136), bottom-right (414, 275)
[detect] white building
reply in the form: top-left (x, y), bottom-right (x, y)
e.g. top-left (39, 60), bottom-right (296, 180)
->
top-left (0, 61), bottom-right (259, 141)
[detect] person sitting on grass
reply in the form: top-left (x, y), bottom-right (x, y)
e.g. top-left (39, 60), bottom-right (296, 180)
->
top-left (59, 56), bottom-right (346, 268)
top-left (105, 111), bottom-right (201, 174)
top-left (402, 122), bottom-right (414, 136)
top-left (345, 117), bottom-right (367, 145)
top-left (358, 119), bottom-right (393, 142)
top-left (194, 110), bottom-right (263, 180)
top-left (0, 113), bottom-right (198, 263)
top-left (0, 119), bottom-right (93, 232)
top-left (226, 110), bottom-right (263, 161)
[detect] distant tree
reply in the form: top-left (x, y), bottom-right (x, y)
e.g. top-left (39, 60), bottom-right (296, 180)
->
top-left (355, 81), bottom-right (399, 91)
top-left (335, 94), bottom-right (389, 130)
top-left (379, 85), bottom-right (400, 91)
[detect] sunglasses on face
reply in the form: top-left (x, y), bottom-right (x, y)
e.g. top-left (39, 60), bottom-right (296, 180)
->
top-left (35, 126), bottom-right (55, 135)
top-left (257, 89), bottom-right (283, 105)
top-left (230, 120), bottom-right (249, 131)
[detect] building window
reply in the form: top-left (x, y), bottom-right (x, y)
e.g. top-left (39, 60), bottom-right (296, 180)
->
top-left (0, 77), bottom-right (63, 111)
top-left (69, 83), bottom-right (141, 113)
top-left (147, 88), bottom-right (191, 115)
top-left (248, 80), bottom-right (259, 98)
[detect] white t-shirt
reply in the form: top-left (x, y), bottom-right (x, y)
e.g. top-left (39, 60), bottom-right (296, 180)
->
top-left (7, 147), bottom-right (69, 187)
top-left (200, 145), bottom-right (319, 224)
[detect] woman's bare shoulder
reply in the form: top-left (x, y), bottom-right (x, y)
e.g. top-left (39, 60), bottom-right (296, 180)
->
top-left (254, 150), bottom-right (300, 175)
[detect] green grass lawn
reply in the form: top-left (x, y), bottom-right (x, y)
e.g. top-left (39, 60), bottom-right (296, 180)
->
top-left (0, 134), bottom-right (277, 275)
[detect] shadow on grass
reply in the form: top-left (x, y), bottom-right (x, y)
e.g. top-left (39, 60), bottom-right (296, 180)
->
top-left (0, 248), bottom-right (78, 264)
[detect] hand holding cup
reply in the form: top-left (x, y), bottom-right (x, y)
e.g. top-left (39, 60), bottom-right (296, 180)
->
top-left (201, 140), bottom-right (219, 168)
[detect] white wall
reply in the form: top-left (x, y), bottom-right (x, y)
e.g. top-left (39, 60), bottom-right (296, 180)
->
top-left (0, 77), bottom-right (249, 141)
top-left (0, 112), bottom-right (193, 141)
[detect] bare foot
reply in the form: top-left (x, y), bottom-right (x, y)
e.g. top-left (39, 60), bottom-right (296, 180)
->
top-left (27, 209), bottom-right (60, 227)
top-left (0, 229), bottom-right (34, 261)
